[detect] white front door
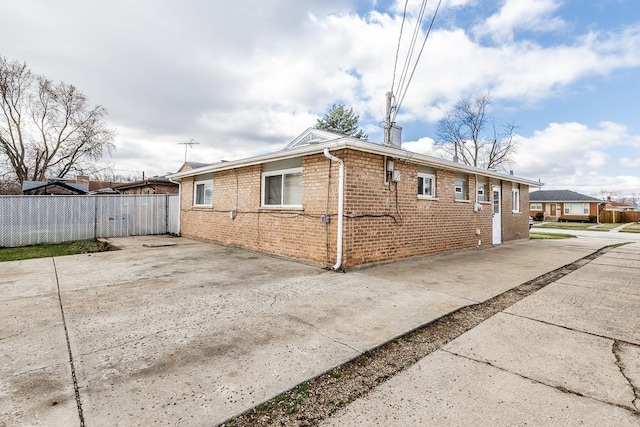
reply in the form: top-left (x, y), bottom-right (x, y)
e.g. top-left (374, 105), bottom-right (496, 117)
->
top-left (492, 185), bottom-right (502, 245)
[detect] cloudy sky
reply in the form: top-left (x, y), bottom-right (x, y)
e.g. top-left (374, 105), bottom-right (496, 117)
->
top-left (2, 0), bottom-right (639, 198)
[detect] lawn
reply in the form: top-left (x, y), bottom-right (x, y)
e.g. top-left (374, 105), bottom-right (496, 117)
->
top-left (619, 223), bottom-right (640, 233)
top-left (529, 232), bottom-right (576, 240)
top-left (0, 240), bottom-right (111, 262)
top-left (535, 222), bottom-right (607, 231)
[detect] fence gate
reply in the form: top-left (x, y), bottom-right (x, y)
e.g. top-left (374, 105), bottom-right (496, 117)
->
top-left (0, 194), bottom-right (180, 248)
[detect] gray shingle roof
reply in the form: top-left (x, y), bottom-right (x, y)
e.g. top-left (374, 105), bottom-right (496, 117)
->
top-left (529, 190), bottom-right (602, 202)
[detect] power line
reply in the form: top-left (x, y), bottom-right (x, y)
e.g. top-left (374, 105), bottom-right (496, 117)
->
top-left (393, 0), bottom-right (443, 122)
top-left (394, 0), bottom-right (429, 102)
top-left (390, 0), bottom-right (410, 95)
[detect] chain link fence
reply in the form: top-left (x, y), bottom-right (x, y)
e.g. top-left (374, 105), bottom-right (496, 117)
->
top-left (0, 194), bottom-right (180, 247)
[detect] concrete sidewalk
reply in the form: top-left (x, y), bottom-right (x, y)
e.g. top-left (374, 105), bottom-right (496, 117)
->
top-left (0, 235), bottom-right (631, 426)
top-left (323, 242), bottom-right (640, 426)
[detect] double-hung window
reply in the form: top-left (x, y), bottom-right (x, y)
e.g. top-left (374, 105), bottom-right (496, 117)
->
top-left (262, 167), bottom-right (303, 207)
top-left (417, 173), bottom-right (436, 198)
top-left (454, 174), bottom-right (468, 201)
top-left (530, 203), bottom-right (542, 211)
top-left (193, 174), bottom-right (213, 207)
top-left (512, 184), bottom-right (520, 212)
top-left (477, 179), bottom-right (488, 202)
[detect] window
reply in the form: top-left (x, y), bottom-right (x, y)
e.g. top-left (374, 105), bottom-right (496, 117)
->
top-left (262, 167), bottom-right (303, 207)
top-left (564, 203), bottom-right (589, 215)
top-left (512, 185), bottom-right (520, 212)
top-left (141, 188), bottom-right (151, 195)
top-left (193, 176), bottom-right (213, 206)
top-left (454, 174), bottom-right (468, 201)
top-left (417, 173), bottom-right (436, 198)
top-left (477, 181), bottom-right (488, 202)
top-left (530, 203), bottom-right (542, 210)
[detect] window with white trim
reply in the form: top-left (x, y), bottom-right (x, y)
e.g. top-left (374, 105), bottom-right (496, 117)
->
top-left (477, 179), bottom-right (488, 202)
top-left (512, 184), bottom-right (520, 212)
top-left (530, 203), bottom-right (542, 210)
top-left (454, 174), bottom-right (468, 201)
top-left (417, 173), bottom-right (436, 198)
top-left (262, 167), bottom-right (303, 207)
top-left (564, 203), bottom-right (589, 215)
top-left (193, 175), bottom-right (213, 207)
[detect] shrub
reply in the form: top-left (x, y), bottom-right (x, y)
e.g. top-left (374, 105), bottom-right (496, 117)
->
top-left (535, 212), bottom-right (544, 221)
top-left (588, 215), bottom-right (597, 223)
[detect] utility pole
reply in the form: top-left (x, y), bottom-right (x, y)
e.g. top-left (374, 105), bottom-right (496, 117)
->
top-left (384, 92), bottom-right (394, 146)
top-left (178, 139), bottom-right (200, 163)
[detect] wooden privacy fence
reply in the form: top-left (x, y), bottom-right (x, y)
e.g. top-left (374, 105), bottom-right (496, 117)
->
top-left (600, 210), bottom-right (640, 224)
top-left (0, 194), bottom-right (180, 248)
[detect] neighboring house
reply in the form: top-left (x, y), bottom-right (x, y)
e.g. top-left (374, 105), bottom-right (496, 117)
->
top-left (177, 161), bottom-right (211, 173)
top-left (113, 177), bottom-right (179, 195)
top-left (22, 180), bottom-right (88, 195)
top-left (169, 128), bottom-right (539, 269)
top-left (603, 196), bottom-right (633, 212)
top-left (529, 190), bottom-right (602, 221)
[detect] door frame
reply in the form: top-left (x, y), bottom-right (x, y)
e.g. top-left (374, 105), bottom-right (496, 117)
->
top-left (492, 185), bottom-right (502, 245)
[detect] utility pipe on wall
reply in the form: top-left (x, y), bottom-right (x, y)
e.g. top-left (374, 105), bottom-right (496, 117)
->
top-left (323, 148), bottom-right (344, 270)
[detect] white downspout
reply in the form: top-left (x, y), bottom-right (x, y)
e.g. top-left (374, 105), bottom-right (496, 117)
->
top-left (323, 148), bottom-right (344, 270)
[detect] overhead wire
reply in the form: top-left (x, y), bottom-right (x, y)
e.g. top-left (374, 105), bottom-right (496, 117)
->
top-left (389, 0), bottom-right (443, 123)
top-left (393, 0), bottom-right (442, 122)
top-left (390, 0), bottom-right (410, 95)
top-left (394, 0), bottom-right (429, 103)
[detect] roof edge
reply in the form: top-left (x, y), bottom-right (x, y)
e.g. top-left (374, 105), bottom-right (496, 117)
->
top-left (168, 139), bottom-right (542, 187)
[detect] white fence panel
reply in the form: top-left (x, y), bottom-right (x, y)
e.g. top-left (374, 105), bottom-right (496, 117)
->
top-left (0, 194), bottom-right (179, 248)
top-left (168, 195), bottom-right (180, 234)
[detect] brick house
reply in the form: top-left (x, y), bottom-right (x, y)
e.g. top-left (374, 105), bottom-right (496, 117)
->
top-left (529, 190), bottom-right (602, 222)
top-left (169, 129), bottom-right (538, 269)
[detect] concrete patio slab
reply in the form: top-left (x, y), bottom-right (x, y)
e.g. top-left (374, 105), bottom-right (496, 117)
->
top-left (0, 236), bottom-right (621, 426)
top-left (443, 312), bottom-right (635, 409)
top-left (321, 350), bottom-right (640, 426)
top-left (0, 258), bottom-right (57, 300)
top-left (356, 239), bottom-right (608, 302)
top-left (54, 245), bottom-right (472, 426)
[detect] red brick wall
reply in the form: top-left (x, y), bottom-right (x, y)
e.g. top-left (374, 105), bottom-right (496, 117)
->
top-left (179, 149), bottom-right (529, 267)
top-left (500, 181), bottom-right (530, 241)
top-left (180, 157), bottom-right (340, 265)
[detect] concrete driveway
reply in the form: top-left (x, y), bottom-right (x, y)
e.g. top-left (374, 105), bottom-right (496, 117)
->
top-left (0, 235), bottom-right (631, 426)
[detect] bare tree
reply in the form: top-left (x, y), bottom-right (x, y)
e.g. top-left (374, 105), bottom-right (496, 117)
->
top-left (435, 94), bottom-right (517, 170)
top-left (0, 56), bottom-right (115, 184)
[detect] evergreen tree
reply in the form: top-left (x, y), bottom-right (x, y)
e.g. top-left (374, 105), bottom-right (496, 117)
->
top-left (315, 104), bottom-right (367, 139)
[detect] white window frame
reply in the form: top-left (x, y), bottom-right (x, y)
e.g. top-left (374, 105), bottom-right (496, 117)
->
top-left (454, 176), bottom-right (468, 201)
top-left (261, 167), bottom-right (303, 208)
top-left (530, 203), bottom-right (542, 210)
top-left (564, 203), bottom-right (589, 215)
top-left (193, 178), bottom-right (213, 207)
top-left (477, 183), bottom-right (488, 202)
top-left (417, 173), bottom-right (436, 199)
top-left (512, 187), bottom-right (520, 212)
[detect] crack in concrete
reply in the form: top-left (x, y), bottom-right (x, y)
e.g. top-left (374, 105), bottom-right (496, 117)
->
top-left (287, 314), bottom-right (361, 353)
top-left (505, 312), bottom-right (623, 343)
top-left (442, 349), bottom-right (639, 414)
top-left (52, 258), bottom-right (85, 427)
top-left (612, 340), bottom-right (640, 412)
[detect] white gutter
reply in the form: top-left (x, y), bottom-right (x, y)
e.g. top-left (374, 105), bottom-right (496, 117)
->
top-left (323, 148), bottom-right (344, 271)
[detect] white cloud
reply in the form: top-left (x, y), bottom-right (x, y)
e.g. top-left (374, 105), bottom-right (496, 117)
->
top-left (513, 121), bottom-right (640, 194)
top-left (473, 0), bottom-right (565, 43)
top-left (1, 0), bottom-right (639, 194)
top-left (402, 137), bottom-right (437, 155)
top-left (621, 157), bottom-right (640, 168)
